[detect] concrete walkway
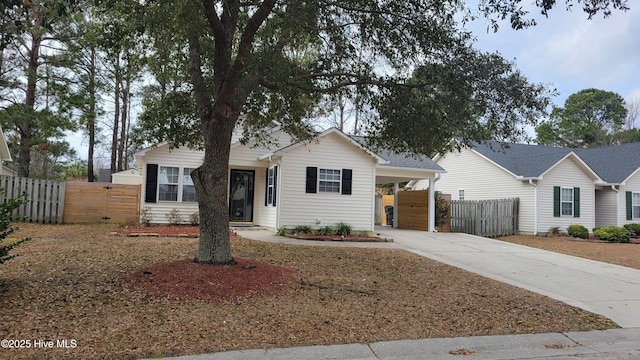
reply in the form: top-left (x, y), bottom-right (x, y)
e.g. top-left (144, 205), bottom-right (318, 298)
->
top-left (152, 328), bottom-right (640, 359)
top-left (161, 227), bottom-right (640, 360)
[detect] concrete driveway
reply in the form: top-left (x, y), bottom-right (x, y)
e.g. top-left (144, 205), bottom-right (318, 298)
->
top-left (375, 227), bottom-right (640, 328)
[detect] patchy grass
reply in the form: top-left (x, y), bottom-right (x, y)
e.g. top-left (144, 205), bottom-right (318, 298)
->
top-left (0, 223), bottom-right (617, 359)
top-left (499, 234), bottom-right (640, 270)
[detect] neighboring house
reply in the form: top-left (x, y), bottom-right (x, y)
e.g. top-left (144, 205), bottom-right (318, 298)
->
top-left (111, 169), bottom-right (143, 185)
top-left (414, 141), bottom-right (640, 235)
top-left (0, 125), bottom-right (12, 175)
top-left (134, 127), bottom-right (444, 231)
top-left (574, 142), bottom-right (640, 228)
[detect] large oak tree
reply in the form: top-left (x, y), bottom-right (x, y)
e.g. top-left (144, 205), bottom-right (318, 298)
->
top-left (138, 0), bottom-right (628, 265)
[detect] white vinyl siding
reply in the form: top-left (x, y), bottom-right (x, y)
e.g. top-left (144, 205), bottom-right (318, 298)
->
top-left (619, 171), bottom-right (640, 226)
top-left (278, 131), bottom-right (376, 231)
top-left (230, 130), bottom-right (294, 167)
top-left (434, 148), bottom-right (536, 234)
top-left (595, 188), bottom-right (618, 227)
top-left (538, 158), bottom-right (595, 233)
top-left (257, 166), bottom-right (278, 229)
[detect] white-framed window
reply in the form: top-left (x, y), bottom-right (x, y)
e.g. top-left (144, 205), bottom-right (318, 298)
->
top-left (634, 192), bottom-right (640, 219)
top-left (158, 166), bottom-right (179, 201)
top-left (267, 167), bottom-right (275, 205)
top-left (319, 168), bottom-right (341, 193)
top-left (561, 187), bottom-right (573, 216)
top-left (157, 166), bottom-right (198, 202)
top-left (182, 168), bottom-right (197, 202)
top-left (458, 189), bottom-right (465, 201)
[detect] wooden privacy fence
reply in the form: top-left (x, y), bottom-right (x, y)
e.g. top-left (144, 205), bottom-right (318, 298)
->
top-left (450, 198), bottom-right (519, 237)
top-left (0, 176), bottom-right (141, 224)
top-left (63, 182), bottom-right (141, 223)
top-left (0, 175), bottom-right (66, 224)
top-left (397, 190), bottom-right (429, 231)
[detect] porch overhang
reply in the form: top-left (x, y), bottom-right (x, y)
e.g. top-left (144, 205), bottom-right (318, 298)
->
top-left (375, 166), bottom-right (442, 184)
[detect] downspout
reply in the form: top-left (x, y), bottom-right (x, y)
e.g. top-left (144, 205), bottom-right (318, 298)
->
top-left (429, 173), bottom-right (441, 232)
top-left (611, 185), bottom-right (619, 227)
top-left (529, 179), bottom-right (538, 236)
top-left (393, 182), bottom-right (399, 228)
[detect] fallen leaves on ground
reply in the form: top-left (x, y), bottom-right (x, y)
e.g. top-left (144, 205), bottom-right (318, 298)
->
top-left (499, 235), bottom-right (640, 270)
top-left (0, 223), bottom-right (618, 360)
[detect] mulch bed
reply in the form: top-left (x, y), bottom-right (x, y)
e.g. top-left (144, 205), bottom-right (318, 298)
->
top-left (283, 233), bottom-right (392, 242)
top-left (126, 258), bottom-right (295, 302)
top-left (114, 225), bottom-right (201, 237)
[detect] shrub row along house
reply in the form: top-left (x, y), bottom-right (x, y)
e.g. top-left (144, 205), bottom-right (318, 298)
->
top-left (134, 126), bottom-right (444, 232)
top-left (410, 141), bottom-right (640, 235)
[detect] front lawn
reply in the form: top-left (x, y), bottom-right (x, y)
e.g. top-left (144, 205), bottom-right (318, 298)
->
top-left (0, 223), bottom-right (617, 359)
top-left (499, 234), bottom-right (640, 270)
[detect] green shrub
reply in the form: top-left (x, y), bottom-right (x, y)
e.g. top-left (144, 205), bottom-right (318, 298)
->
top-left (434, 191), bottom-right (450, 227)
top-left (357, 230), bottom-right (373, 237)
top-left (276, 227), bottom-right (289, 236)
top-left (567, 224), bottom-right (589, 239)
top-left (623, 223), bottom-right (640, 237)
top-left (0, 191), bottom-right (30, 265)
top-left (594, 226), bottom-right (630, 243)
top-left (294, 225), bottom-right (313, 234)
top-left (548, 226), bottom-right (561, 235)
top-left (335, 222), bottom-right (352, 236)
top-left (318, 226), bottom-right (334, 235)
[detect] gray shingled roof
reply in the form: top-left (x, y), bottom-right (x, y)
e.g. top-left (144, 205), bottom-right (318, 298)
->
top-left (575, 142), bottom-right (640, 184)
top-left (471, 140), bottom-right (640, 184)
top-left (349, 135), bottom-right (444, 172)
top-left (471, 141), bottom-right (571, 178)
top-left (376, 149), bottom-right (445, 171)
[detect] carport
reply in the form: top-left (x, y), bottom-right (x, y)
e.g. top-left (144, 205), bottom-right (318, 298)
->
top-left (374, 150), bottom-right (445, 232)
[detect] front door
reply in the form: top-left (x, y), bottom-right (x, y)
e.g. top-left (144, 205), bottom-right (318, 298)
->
top-left (229, 169), bottom-right (254, 222)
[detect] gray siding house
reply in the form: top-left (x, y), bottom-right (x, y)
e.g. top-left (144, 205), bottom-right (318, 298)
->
top-left (412, 141), bottom-right (640, 235)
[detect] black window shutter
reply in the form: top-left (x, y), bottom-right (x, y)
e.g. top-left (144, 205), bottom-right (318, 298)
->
top-left (306, 167), bottom-right (317, 193)
top-left (553, 186), bottom-right (560, 217)
top-left (341, 169), bottom-right (352, 195)
top-left (145, 164), bottom-right (158, 203)
top-left (264, 167), bottom-right (269, 206)
top-left (573, 187), bottom-right (580, 218)
top-left (273, 166), bottom-right (278, 206)
top-left (627, 191), bottom-right (633, 220)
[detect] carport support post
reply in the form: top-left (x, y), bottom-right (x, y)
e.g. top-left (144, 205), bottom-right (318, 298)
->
top-left (428, 178), bottom-right (435, 232)
top-left (393, 182), bottom-right (399, 228)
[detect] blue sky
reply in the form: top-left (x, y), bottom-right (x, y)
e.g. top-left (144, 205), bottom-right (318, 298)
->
top-left (466, 3), bottom-right (640, 109)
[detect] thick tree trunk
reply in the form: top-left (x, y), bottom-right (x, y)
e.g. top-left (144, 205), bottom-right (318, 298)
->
top-left (192, 116), bottom-right (235, 265)
top-left (118, 81), bottom-right (128, 172)
top-left (87, 47), bottom-right (96, 182)
top-left (18, 29), bottom-right (42, 177)
top-left (110, 59), bottom-right (121, 175)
